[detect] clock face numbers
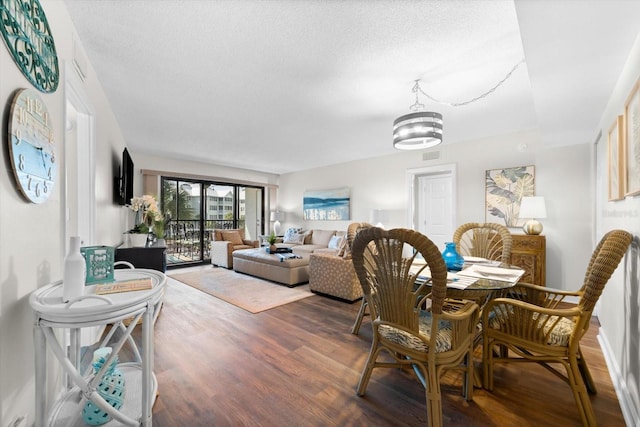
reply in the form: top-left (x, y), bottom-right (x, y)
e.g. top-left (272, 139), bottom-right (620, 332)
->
top-left (8, 89), bottom-right (56, 203)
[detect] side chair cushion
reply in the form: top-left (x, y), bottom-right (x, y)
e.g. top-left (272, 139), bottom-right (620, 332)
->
top-left (378, 311), bottom-right (453, 353)
top-left (488, 307), bottom-right (575, 347)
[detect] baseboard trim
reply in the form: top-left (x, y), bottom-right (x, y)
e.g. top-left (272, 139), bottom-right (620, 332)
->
top-left (597, 327), bottom-right (639, 426)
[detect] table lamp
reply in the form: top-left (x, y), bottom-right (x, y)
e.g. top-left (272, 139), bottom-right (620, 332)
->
top-left (519, 196), bottom-right (547, 235)
top-left (369, 209), bottom-right (389, 228)
top-left (270, 211), bottom-right (284, 235)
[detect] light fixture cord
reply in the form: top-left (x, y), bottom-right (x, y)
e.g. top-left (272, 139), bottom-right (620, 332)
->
top-left (414, 58), bottom-right (526, 107)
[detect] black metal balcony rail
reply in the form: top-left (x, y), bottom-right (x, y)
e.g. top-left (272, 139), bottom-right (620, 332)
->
top-left (164, 219), bottom-right (246, 265)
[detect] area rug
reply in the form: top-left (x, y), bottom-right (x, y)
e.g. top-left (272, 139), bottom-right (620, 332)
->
top-left (169, 269), bottom-right (313, 313)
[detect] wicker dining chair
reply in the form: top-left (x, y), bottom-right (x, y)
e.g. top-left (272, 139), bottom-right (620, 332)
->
top-left (482, 229), bottom-right (633, 427)
top-left (351, 227), bottom-right (480, 427)
top-left (452, 222), bottom-right (513, 263)
top-left (345, 222), bottom-right (374, 335)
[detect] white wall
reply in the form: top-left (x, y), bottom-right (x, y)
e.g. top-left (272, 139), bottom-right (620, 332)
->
top-left (0, 1), bottom-right (130, 423)
top-left (595, 33), bottom-right (640, 425)
top-left (278, 128), bottom-right (593, 292)
top-left (132, 153), bottom-right (279, 194)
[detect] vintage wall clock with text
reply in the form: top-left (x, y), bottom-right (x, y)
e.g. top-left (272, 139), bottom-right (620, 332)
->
top-left (8, 88), bottom-right (56, 203)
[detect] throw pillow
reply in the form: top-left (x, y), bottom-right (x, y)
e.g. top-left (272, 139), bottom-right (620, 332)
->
top-left (221, 230), bottom-right (243, 245)
top-left (310, 229), bottom-right (335, 247)
top-left (284, 233), bottom-right (305, 245)
top-left (328, 235), bottom-right (343, 249)
top-left (283, 227), bottom-right (302, 243)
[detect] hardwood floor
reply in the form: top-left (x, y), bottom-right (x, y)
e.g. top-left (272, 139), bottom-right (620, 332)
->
top-left (145, 268), bottom-right (625, 426)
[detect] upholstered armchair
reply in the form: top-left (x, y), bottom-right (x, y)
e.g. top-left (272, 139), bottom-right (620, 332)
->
top-left (210, 228), bottom-right (259, 268)
top-left (308, 252), bottom-right (362, 302)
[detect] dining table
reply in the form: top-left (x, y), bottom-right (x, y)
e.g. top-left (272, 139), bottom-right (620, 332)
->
top-left (411, 257), bottom-right (526, 387)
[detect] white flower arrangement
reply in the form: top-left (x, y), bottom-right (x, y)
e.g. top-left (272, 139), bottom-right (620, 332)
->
top-left (129, 195), bottom-right (164, 236)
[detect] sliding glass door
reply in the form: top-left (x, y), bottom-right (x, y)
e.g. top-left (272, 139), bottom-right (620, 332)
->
top-left (161, 177), bottom-right (263, 267)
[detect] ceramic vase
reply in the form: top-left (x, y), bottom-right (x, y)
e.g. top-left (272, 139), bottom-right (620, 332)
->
top-left (442, 242), bottom-right (464, 271)
top-left (129, 233), bottom-right (148, 247)
top-left (82, 347), bottom-right (126, 425)
top-left (63, 236), bottom-right (85, 303)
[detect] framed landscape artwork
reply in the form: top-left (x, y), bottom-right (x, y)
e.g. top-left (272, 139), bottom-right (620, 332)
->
top-left (624, 79), bottom-right (640, 197)
top-left (303, 187), bottom-right (350, 220)
top-left (485, 165), bottom-right (535, 228)
top-left (608, 115), bottom-right (624, 201)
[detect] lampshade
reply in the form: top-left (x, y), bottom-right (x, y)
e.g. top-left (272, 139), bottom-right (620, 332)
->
top-left (393, 111), bottom-right (443, 150)
top-left (270, 211), bottom-right (284, 222)
top-left (270, 211), bottom-right (284, 235)
top-left (369, 209), bottom-right (389, 228)
top-left (519, 196), bottom-right (547, 235)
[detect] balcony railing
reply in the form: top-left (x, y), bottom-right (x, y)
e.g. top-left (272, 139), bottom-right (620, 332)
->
top-left (164, 219), bottom-right (246, 266)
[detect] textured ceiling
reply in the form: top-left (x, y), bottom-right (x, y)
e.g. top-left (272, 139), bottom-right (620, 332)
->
top-left (62, 0), bottom-right (640, 175)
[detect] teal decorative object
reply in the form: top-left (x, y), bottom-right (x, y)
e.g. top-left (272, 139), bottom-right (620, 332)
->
top-left (80, 246), bottom-right (115, 285)
top-left (0, 0), bottom-right (59, 93)
top-left (82, 347), bottom-right (126, 426)
top-left (442, 242), bottom-right (464, 271)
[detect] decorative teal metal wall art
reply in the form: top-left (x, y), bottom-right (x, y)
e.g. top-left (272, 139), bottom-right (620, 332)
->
top-left (0, 0), bottom-right (59, 93)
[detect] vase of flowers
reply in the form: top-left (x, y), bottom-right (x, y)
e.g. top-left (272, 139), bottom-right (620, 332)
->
top-left (127, 195), bottom-right (164, 247)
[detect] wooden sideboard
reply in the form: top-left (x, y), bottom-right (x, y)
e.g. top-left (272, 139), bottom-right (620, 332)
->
top-left (509, 234), bottom-right (546, 286)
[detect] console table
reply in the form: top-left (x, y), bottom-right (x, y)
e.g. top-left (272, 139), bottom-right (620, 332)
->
top-left (509, 234), bottom-right (546, 286)
top-left (30, 269), bottom-right (166, 427)
top-left (116, 242), bottom-right (167, 272)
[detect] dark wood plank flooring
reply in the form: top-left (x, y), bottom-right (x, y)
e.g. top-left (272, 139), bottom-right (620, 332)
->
top-left (144, 269), bottom-right (625, 426)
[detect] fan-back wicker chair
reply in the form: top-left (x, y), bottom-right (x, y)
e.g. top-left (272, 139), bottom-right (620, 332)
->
top-left (482, 229), bottom-right (632, 427)
top-left (345, 222), bottom-right (374, 335)
top-left (351, 227), bottom-right (480, 427)
top-left (452, 222), bottom-right (512, 264)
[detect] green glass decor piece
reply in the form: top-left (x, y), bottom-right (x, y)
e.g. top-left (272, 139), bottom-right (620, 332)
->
top-left (0, 0), bottom-right (59, 93)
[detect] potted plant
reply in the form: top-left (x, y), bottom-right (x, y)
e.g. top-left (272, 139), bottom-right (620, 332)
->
top-left (127, 195), bottom-right (163, 247)
top-left (267, 232), bottom-right (278, 253)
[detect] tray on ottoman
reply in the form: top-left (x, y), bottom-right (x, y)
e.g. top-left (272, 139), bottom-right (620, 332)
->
top-left (232, 248), bottom-right (310, 287)
top-left (265, 247), bottom-right (292, 254)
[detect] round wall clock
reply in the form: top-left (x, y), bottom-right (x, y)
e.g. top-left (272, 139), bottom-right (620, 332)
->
top-left (8, 88), bottom-right (56, 203)
top-left (0, 0), bottom-right (59, 93)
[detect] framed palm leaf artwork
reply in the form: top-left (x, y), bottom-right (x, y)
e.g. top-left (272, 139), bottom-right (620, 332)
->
top-left (485, 165), bottom-right (535, 227)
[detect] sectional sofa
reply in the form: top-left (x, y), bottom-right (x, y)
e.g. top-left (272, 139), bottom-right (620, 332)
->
top-left (276, 228), bottom-right (346, 255)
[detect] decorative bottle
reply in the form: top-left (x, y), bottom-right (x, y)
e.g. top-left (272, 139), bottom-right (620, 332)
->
top-left (82, 347), bottom-right (126, 425)
top-left (63, 236), bottom-right (86, 303)
top-left (442, 242), bottom-right (464, 271)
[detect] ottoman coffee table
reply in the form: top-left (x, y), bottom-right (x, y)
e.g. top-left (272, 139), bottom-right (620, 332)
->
top-left (232, 248), bottom-right (310, 287)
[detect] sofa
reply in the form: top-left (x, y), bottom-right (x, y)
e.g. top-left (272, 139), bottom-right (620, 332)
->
top-left (210, 228), bottom-right (259, 268)
top-left (276, 228), bottom-right (346, 255)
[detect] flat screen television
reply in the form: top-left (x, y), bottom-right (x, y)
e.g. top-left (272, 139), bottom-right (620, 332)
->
top-left (116, 148), bottom-right (134, 206)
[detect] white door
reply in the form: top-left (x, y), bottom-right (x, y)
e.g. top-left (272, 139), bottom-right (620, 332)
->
top-left (65, 63), bottom-right (98, 346)
top-left (407, 164), bottom-right (456, 253)
top-left (243, 187), bottom-right (262, 241)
